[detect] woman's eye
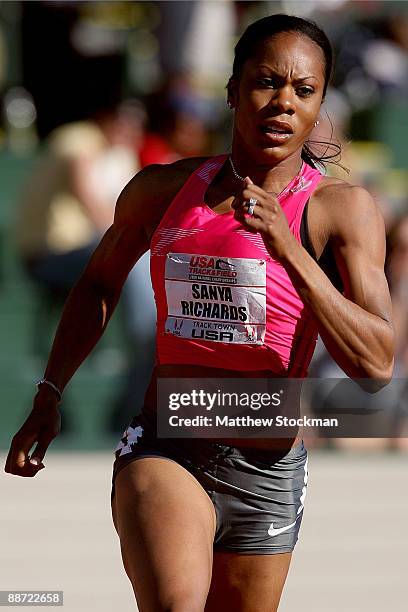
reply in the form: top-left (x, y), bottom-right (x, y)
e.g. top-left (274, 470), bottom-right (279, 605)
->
top-left (256, 80), bottom-right (314, 97)
top-left (257, 78), bottom-right (277, 88)
top-left (297, 87), bottom-right (314, 97)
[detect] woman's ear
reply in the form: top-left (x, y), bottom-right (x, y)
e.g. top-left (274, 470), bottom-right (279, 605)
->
top-left (227, 77), bottom-right (238, 109)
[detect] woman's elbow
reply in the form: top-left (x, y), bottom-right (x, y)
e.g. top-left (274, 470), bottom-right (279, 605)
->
top-left (361, 356), bottom-right (394, 392)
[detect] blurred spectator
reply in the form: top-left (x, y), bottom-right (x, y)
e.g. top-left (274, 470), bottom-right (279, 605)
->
top-left (15, 102), bottom-right (145, 297)
top-left (156, 1), bottom-right (234, 87)
top-left (361, 15), bottom-right (408, 100)
top-left (140, 75), bottom-right (212, 166)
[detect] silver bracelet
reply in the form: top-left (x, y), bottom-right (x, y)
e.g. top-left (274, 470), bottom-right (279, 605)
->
top-left (36, 378), bottom-right (62, 402)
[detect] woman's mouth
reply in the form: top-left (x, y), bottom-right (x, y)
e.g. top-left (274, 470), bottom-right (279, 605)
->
top-left (259, 123), bottom-right (293, 144)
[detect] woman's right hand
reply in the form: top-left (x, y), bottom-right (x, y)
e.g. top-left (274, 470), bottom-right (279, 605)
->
top-left (4, 388), bottom-right (61, 477)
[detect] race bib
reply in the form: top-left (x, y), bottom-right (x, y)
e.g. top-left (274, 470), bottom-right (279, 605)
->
top-left (164, 253), bottom-right (266, 344)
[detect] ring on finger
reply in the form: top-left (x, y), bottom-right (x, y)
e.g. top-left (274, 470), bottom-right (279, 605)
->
top-left (247, 197), bottom-right (257, 216)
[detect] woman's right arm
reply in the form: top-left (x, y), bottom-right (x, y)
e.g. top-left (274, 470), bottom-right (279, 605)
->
top-left (5, 166), bottom-right (176, 477)
top-left (4, 158), bottom-right (206, 477)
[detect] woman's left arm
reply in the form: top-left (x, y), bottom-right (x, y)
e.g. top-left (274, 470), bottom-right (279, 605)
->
top-left (282, 185), bottom-right (394, 385)
top-left (235, 181), bottom-right (394, 386)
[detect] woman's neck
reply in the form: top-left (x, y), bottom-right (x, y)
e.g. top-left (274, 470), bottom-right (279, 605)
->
top-left (230, 142), bottom-right (303, 194)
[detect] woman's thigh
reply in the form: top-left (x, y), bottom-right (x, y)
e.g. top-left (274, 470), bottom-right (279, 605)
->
top-left (112, 456), bottom-right (216, 612)
top-left (205, 551), bottom-right (292, 612)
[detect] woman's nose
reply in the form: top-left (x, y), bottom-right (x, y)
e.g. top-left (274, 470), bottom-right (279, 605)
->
top-left (268, 87), bottom-right (296, 115)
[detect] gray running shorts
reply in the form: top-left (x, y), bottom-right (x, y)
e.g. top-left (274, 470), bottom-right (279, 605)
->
top-left (111, 414), bottom-right (308, 554)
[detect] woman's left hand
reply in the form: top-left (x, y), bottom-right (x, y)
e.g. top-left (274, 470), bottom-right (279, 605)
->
top-left (232, 177), bottom-right (297, 260)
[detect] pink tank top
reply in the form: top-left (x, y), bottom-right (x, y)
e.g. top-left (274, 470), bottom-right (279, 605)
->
top-left (150, 154), bottom-right (324, 377)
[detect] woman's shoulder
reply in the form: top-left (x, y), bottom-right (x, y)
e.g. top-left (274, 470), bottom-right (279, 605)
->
top-left (142, 155), bottom-right (212, 186)
top-left (114, 156), bottom-right (212, 230)
top-left (314, 174), bottom-right (367, 199)
top-left (312, 174), bottom-right (382, 236)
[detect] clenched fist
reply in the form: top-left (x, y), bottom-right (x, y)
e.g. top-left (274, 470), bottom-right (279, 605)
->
top-left (232, 177), bottom-right (298, 260)
top-left (4, 387), bottom-right (61, 477)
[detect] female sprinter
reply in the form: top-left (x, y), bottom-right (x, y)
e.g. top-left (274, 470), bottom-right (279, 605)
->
top-left (5, 14), bottom-right (394, 612)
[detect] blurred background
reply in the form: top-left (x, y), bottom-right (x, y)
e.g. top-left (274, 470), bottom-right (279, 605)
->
top-left (0, 1), bottom-right (407, 610)
top-left (1, 0), bottom-right (407, 451)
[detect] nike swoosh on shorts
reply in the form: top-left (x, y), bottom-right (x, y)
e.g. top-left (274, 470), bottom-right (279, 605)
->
top-left (268, 517), bottom-right (299, 537)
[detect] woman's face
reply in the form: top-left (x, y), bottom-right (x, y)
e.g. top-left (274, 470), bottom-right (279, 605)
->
top-left (229, 31), bottom-right (326, 163)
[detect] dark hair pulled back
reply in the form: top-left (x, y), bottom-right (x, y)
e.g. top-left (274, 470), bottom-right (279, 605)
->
top-left (229, 14), bottom-right (343, 171)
